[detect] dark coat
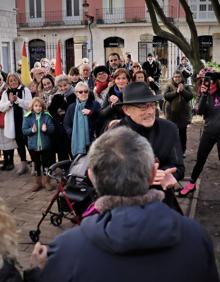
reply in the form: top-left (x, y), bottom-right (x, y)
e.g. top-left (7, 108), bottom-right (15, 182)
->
top-left (48, 92), bottom-right (75, 126)
top-left (142, 60), bottom-right (161, 81)
top-left (163, 80), bottom-right (193, 128)
top-left (40, 202), bottom-right (219, 282)
top-left (197, 90), bottom-right (220, 135)
top-left (48, 92), bottom-right (75, 155)
top-left (119, 116), bottom-right (184, 181)
top-left (22, 112), bottom-right (55, 151)
top-left (63, 100), bottom-right (100, 141)
top-left (98, 86), bottom-right (125, 134)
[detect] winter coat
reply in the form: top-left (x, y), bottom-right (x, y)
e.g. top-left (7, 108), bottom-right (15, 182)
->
top-left (197, 89), bottom-right (220, 135)
top-left (119, 116), bottom-right (184, 181)
top-left (142, 60), bottom-right (161, 81)
top-left (22, 111), bottom-right (54, 151)
top-left (64, 100), bottom-right (100, 141)
top-left (99, 86), bottom-right (125, 133)
top-left (0, 86), bottom-right (32, 139)
top-left (163, 80), bottom-right (193, 128)
top-left (39, 201), bottom-right (219, 282)
top-left (48, 87), bottom-right (76, 127)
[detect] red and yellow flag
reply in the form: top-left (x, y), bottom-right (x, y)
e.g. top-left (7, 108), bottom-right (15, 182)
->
top-left (21, 42), bottom-right (31, 86)
top-left (55, 40), bottom-right (62, 76)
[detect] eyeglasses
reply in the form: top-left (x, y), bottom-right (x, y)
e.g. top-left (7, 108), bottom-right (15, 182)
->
top-left (132, 102), bottom-right (157, 110)
top-left (77, 90), bottom-right (89, 94)
top-left (97, 72), bottom-right (107, 75)
top-left (133, 66), bottom-right (140, 68)
top-left (173, 76), bottom-right (182, 79)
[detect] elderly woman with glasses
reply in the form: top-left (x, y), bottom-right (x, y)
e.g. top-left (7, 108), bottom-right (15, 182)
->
top-left (64, 82), bottom-right (100, 157)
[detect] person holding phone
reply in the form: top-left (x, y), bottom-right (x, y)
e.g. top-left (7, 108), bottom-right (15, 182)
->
top-left (180, 72), bottom-right (220, 196)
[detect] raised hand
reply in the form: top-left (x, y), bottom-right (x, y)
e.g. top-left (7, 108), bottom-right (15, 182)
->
top-left (32, 123), bottom-right (37, 133)
top-left (42, 123), bottom-right (47, 132)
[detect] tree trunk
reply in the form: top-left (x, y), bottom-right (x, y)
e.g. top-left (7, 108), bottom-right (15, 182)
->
top-left (145, 0), bottom-right (203, 77)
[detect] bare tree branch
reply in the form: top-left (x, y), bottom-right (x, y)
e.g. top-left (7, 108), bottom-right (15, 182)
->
top-left (210, 0), bottom-right (220, 24)
top-left (145, 0), bottom-right (203, 73)
top-left (151, 0), bottom-right (188, 47)
top-left (145, 0), bottom-right (190, 55)
top-left (179, 0), bottom-right (200, 61)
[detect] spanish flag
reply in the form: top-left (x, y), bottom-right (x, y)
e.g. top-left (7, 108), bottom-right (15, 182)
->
top-left (55, 40), bottom-right (62, 76)
top-left (21, 42), bottom-right (31, 86)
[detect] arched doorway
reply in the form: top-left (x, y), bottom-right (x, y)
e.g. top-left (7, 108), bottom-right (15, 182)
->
top-left (28, 39), bottom-right (46, 68)
top-left (104, 37), bottom-right (124, 62)
top-left (199, 36), bottom-right (213, 62)
top-left (65, 38), bottom-right (75, 73)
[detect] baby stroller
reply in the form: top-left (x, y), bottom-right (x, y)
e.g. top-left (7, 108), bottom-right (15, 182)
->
top-left (29, 154), bottom-right (96, 243)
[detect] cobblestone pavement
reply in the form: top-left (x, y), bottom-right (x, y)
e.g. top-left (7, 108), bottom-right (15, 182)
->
top-left (0, 123), bottom-right (200, 270)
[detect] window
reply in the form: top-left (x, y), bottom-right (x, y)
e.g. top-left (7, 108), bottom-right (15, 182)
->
top-left (66, 0), bottom-right (80, 17)
top-left (189, 0), bottom-right (216, 21)
top-left (29, 0), bottom-right (42, 18)
top-left (2, 42), bottom-right (11, 73)
top-left (103, 0), bottom-right (125, 23)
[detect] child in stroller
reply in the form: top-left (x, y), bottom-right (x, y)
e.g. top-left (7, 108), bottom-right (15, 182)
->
top-left (29, 154), bottom-right (96, 243)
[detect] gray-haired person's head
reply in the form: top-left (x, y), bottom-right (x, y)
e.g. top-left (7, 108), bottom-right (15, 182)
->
top-left (88, 127), bottom-right (155, 197)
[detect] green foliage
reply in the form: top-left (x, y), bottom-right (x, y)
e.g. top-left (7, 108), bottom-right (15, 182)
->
top-left (207, 61), bottom-right (220, 72)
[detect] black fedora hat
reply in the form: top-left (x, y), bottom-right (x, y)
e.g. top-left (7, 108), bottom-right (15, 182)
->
top-left (117, 82), bottom-right (163, 105)
top-left (93, 65), bottom-right (110, 77)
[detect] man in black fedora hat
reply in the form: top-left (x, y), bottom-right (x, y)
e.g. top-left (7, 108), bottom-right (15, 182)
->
top-left (117, 81), bottom-right (185, 212)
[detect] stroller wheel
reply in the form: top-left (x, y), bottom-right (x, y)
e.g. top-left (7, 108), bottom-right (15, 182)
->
top-left (50, 214), bottom-right (62, 226)
top-left (29, 230), bottom-right (40, 243)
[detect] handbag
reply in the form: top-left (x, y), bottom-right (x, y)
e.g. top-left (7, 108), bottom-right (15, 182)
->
top-left (0, 112), bottom-right (5, 128)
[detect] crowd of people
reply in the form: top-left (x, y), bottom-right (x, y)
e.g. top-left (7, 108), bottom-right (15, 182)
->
top-left (0, 50), bottom-right (220, 280)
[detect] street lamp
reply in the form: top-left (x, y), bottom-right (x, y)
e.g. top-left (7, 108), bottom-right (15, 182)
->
top-left (82, 0), bottom-right (94, 65)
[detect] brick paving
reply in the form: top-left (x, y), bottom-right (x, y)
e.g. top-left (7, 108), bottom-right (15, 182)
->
top-left (0, 152), bottom-right (198, 270)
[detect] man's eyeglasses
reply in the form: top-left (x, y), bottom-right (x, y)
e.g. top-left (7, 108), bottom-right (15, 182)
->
top-left (77, 90), bottom-right (89, 94)
top-left (133, 66), bottom-right (140, 68)
top-left (132, 102), bottom-right (157, 110)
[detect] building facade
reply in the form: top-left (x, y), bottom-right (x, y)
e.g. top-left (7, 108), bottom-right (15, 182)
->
top-left (16, 0), bottom-right (220, 76)
top-left (0, 0), bottom-right (17, 73)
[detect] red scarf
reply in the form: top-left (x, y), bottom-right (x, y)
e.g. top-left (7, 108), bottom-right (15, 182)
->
top-left (95, 80), bottom-right (109, 96)
top-left (210, 83), bottom-right (217, 95)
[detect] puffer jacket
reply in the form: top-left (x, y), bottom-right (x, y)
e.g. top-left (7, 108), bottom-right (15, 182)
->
top-left (22, 111), bottom-right (54, 151)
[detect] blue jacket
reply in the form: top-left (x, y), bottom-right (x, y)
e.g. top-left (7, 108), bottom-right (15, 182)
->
top-left (22, 111), bottom-right (55, 151)
top-left (40, 202), bottom-right (219, 282)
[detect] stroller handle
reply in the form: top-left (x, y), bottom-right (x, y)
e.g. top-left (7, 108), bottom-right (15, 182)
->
top-left (48, 160), bottom-right (72, 180)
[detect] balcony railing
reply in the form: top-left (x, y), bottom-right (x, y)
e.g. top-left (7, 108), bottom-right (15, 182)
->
top-left (17, 10), bottom-right (83, 27)
top-left (16, 6), bottom-right (178, 28)
top-left (96, 6), bottom-right (178, 24)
